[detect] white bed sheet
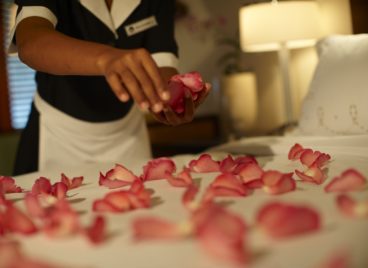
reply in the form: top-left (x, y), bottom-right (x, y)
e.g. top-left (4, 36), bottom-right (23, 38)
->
top-left (10, 135), bottom-right (368, 268)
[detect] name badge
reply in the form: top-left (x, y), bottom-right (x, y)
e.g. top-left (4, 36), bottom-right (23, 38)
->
top-left (125, 16), bottom-right (158, 36)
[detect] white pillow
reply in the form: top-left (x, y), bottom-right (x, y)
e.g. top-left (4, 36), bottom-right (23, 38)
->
top-left (298, 34), bottom-right (368, 136)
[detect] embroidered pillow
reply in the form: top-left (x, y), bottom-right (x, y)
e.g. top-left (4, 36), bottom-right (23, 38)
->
top-left (298, 34), bottom-right (368, 135)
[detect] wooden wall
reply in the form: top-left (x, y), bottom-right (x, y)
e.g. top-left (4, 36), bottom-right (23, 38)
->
top-left (350, 0), bottom-right (368, 33)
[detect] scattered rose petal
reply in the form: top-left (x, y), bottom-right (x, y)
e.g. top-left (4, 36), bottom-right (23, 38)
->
top-left (244, 179), bottom-right (263, 189)
top-left (295, 164), bottom-right (327, 185)
top-left (182, 184), bottom-right (200, 211)
top-left (192, 204), bottom-right (248, 264)
top-left (188, 154), bottom-right (220, 173)
top-left (262, 171), bottom-right (296, 195)
top-left (324, 169), bottom-right (367, 193)
top-left (0, 176), bottom-right (23, 193)
top-left (256, 202), bottom-right (320, 239)
top-left (165, 169), bottom-right (193, 187)
top-left (336, 194), bottom-right (368, 219)
top-left (43, 201), bottom-right (80, 238)
top-left (50, 182), bottom-right (68, 200)
top-left (317, 250), bottom-right (351, 268)
top-left (288, 143), bottom-right (304, 160)
top-left (3, 204), bottom-right (37, 235)
top-left (24, 193), bottom-right (46, 218)
top-left (60, 173), bottom-right (83, 189)
top-left (133, 217), bottom-right (190, 240)
top-left (99, 164), bottom-right (140, 189)
top-left (31, 177), bottom-right (52, 195)
top-left (93, 182), bottom-right (151, 213)
top-left (84, 215), bottom-right (106, 244)
top-left (237, 162), bottom-right (264, 183)
top-left (141, 157), bottom-right (176, 181)
top-left (203, 174), bottom-right (251, 201)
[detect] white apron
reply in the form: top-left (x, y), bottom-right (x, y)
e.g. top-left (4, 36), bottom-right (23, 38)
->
top-left (34, 93), bottom-right (152, 172)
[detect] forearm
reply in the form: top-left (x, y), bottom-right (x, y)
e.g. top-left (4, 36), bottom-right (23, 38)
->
top-left (16, 17), bottom-right (114, 76)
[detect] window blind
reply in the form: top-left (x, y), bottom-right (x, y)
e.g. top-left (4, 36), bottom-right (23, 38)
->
top-left (2, 1), bottom-right (36, 129)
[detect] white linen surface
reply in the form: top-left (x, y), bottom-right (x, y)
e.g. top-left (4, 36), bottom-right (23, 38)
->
top-left (11, 136), bottom-right (368, 268)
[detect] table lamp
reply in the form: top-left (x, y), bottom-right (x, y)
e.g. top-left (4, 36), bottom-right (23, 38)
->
top-left (239, 0), bottom-right (321, 125)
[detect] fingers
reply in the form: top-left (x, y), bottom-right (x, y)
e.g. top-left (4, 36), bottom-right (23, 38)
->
top-left (105, 72), bottom-right (130, 102)
top-left (137, 49), bottom-right (170, 101)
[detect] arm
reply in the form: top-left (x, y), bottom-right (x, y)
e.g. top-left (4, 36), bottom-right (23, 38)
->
top-left (16, 17), bottom-right (169, 112)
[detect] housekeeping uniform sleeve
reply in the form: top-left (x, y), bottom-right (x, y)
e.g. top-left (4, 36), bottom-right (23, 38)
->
top-left (9, 0), bottom-right (59, 53)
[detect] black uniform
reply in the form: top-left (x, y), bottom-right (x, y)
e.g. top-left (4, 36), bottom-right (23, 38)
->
top-left (11, 0), bottom-right (178, 175)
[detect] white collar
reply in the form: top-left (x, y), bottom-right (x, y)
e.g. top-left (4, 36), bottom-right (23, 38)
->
top-left (79, 0), bottom-right (141, 37)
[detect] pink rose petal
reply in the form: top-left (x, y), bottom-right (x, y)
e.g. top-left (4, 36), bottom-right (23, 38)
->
top-left (336, 194), bottom-right (368, 219)
top-left (141, 157), bottom-right (176, 181)
top-left (3, 205), bottom-right (37, 235)
top-left (99, 164), bottom-right (140, 189)
top-left (182, 184), bottom-right (200, 211)
top-left (188, 154), bottom-right (220, 173)
top-left (324, 169), bottom-right (367, 193)
top-left (0, 176), bottom-right (23, 193)
top-left (256, 202), bottom-right (320, 239)
top-left (84, 215), bottom-right (106, 244)
top-left (288, 143), bottom-right (304, 160)
top-left (192, 204), bottom-right (248, 264)
top-left (60, 173), bottom-right (83, 189)
top-left (237, 162), bottom-right (264, 183)
top-left (295, 164), bottom-right (327, 185)
top-left (205, 173), bottom-right (251, 199)
top-left (165, 169), bottom-right (193, 187)
top-left (262, 171), bottom-right (296, 195)
top-left (31, 177), bottom-right (52, 195)
top-left (132, 217), bottom-right (188, 240)
top-left (50, 182), bottom-right (68, 200)
top-left (243, 179), bottom-right (263, 189)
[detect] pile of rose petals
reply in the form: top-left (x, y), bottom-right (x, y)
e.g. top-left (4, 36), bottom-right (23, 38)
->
top-left (167, 71), bottom-right (207, 113)
top-left (1, 141), bottom-right (368, 267)
top-left (0, 174), bottom-right (105, 245)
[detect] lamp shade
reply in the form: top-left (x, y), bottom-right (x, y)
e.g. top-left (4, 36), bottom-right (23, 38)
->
top-left (239, 1), bottom-right (321, 52)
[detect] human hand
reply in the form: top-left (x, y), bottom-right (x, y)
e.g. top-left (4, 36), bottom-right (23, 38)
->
top-left (151, 83), bottom-right (211, 126)
top-left (97, 48), bottom-right (169, 113)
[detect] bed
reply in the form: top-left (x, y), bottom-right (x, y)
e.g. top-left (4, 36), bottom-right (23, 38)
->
top-left (2, 34), bottom-right (368, 268)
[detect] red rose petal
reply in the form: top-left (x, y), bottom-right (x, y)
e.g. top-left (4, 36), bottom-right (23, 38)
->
top-left (165, 169), bottom-right (193, 187)
top-left (336, 194), bottom-right (368, 218)
top-left (192, 204), bottom-right (248, 264)
top-left (99, 164), bottom-right (140, 189)
top-left (60, 173), bottom-right (83, 189)
top-left (182, 184), bottom-right (199, 211)
top-left (324, 168), bottom-right (367, 193)
top-left (4, 205), bottom-right (37, 235)
top-left (295, 164), bottom-right (326, 185)
top-left (85, 215), bottom-right (106, 244)
top-left (0, 176), bottom-right (23, 193)
top-left (243, 179), bottom-right (263, 189)
top-left (92, 200), bottom-right (120, 213)
top-left (50, 182), bottom-right (68, 199)
top-left (24, 193), bottom-right (46, 218)
top-left (188, 154), bottom-right (220, 173)
top-left (43, 208), bottom-right (80, 238)
top-left (209, 173), bottom-right (250, 197)
top-left (32, 177), bottom-right (52, 195)
top-left (219, 155), bottom-right (237, 173)
top-left (256, 202), bottom-right (320, 239)
top-left (262, 171), bottom-right (296, 195)
top-left (300, 149), bottom-right (321, 167)
top-left (175, 71), bottom-right (204, 92)
top-left (288, 143), bottom-right (304, 160)
top-left (132, 217), bottom-right (188, 240)
top-left (237, 162), bottom-right (264, 183)
top-left (141, 157), bottom-right (176, 181)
